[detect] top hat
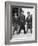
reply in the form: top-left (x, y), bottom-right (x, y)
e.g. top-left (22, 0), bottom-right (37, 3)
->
top-left (20, 8), bottom-right (24, 12)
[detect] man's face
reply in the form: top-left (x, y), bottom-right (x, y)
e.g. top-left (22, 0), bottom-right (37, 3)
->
top-left (14, 13), bottom-right (17, 18)
top-left (28, 13), bottom-right (30, 16)
top-left (21, 12), bottom-right (24, 15)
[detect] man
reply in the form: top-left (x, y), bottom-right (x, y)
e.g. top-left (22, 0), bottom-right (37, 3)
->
top-left (12, 12), bottom-right (17, 35)
top-left (17, 14), bottom-right (27, 34)
top-left (26, 12), bottom-right (32, 33)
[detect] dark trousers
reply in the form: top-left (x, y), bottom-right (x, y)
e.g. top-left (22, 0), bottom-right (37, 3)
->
top-left (17, 25), bottom-right (26, 34)
top-left (27, 24), bottom-right (32, 33)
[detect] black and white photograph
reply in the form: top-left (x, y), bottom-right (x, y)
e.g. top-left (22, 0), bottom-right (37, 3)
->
top-left (5, 2), bottom-right (37, 44)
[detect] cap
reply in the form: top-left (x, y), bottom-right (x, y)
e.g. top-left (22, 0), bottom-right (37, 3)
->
top-left (27, 12), bottom-right (30, 14)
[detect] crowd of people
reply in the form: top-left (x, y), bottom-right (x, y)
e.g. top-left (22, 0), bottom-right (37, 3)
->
top-left (11, 8), bottom-right (32, 35)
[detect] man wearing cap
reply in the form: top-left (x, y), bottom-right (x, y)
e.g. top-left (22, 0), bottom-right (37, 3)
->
top-left (26, 12), bottom-right (32, 33)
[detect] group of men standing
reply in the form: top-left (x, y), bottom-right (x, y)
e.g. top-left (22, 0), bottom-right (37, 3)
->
top-left (12, 8), bottom-right (32, 35)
